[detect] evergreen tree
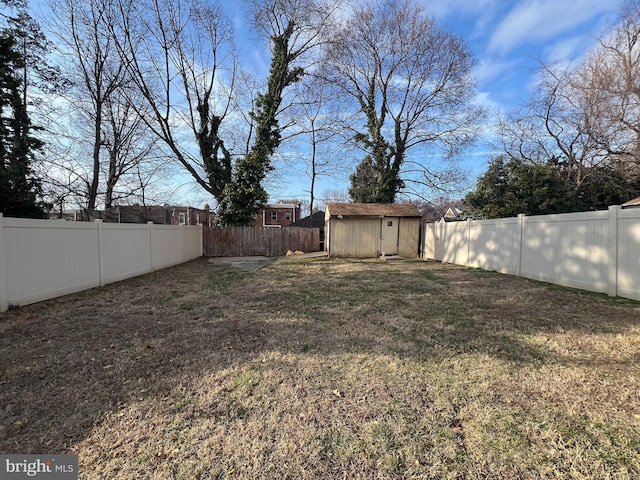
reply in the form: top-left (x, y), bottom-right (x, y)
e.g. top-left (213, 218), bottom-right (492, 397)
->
top-left (0, 30), bottom-right (46, 217)
top-left (348, 156), bottom-right (381, 203)
top-left (574, 164), bottom-right (640, 210)
top-left (464, 156), bottom-right (579, 219)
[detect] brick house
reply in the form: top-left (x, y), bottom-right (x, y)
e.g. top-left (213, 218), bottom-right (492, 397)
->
top-left (168, 205), bottom-right (214, 226)
top-left (256, 202), bottom-right (302, 228)
top-left (57, 204), bottom-right (215, 225)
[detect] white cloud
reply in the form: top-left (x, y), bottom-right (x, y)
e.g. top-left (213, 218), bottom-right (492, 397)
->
top-left (487, 0), bottom-right (620, 56)
top-left (541, 35), bottom-right (598, 68)
top-left (473, 91), bottom-right (502, 114)
top-left (472, 58), bottom-right (517, 87)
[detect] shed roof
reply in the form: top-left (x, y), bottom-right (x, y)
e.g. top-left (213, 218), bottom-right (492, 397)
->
top-left (326, 203), bottom-right (421, 218)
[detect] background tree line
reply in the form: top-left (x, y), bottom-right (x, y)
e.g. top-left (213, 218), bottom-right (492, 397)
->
top-left (0, 0), bottom-right (484, 224)
top-left (10, 0), bottom-right (639, 224)
top-left (465, 0), bottom-right (640, 219)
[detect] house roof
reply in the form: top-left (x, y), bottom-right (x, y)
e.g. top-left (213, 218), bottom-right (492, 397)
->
top-left (326, 203), bottom-right (422, 218)
top-left (444, 207), bottom-right (462, 218)
top-left (622, 196), bottom-right (640, 208)
top-left (291, 211), bottom-right (325, 229)
top-left (265, 203), bottom-right (300, 209)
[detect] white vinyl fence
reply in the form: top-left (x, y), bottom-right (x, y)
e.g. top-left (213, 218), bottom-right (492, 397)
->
top-left (423, 206), bottom-right (640, 301)
top-left (0, 214), bottom-right (203, 311)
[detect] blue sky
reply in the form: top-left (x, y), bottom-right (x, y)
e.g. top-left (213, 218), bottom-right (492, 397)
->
top-left (423, 0), bottom-right (624, 197)
top-left (222, 0), bottom-right (625, 207)
top-left (432, 0), bottom-right (622, 111)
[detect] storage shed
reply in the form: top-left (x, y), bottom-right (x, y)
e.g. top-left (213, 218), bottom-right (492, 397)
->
top-left (325, 203), bottom-right (422, 258)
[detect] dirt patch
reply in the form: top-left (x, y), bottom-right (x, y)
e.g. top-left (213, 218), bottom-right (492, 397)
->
top-left (207, 256), bottom-right (278, 271)
top-left (208, 252), bottom-right (328, 270)
top-left (1, 257), bottom-right (639, 479)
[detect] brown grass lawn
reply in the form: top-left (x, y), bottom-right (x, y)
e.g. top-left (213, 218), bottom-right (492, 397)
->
top-left (1, 257), bottom-right (640, 479)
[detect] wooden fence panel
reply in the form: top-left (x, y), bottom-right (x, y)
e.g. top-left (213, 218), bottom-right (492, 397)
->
top-left (204, 226), bottom-right (320, 256)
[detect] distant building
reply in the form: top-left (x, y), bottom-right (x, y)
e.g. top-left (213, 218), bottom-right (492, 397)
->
top-left (291, 210), bottom-right (325, 250)
top-left (50, 205), bottom-right (215, 225)
top-left (48, 210), bottom-right (82, 221)
top-left (256, 202), bottom-right (302, 228)
top-left (167, 205), bottom-right (214, 226)
top-left (441, 207), bottom-right (464, 222)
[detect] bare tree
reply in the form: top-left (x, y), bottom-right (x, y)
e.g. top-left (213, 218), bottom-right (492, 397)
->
top-left (109, 0), bottom-right (237, 203)
top-left (43, 0), bottom-right (163, 212)
top-left (498, 0), bottom-right (640, 197)
top-left (323, 0), bottom-right (484, 203)
top-left (316, 188), bottom-right (350, 210)
top-left (282, 74), bottom-right (348, 215)
top-left (47, 0), bottom-right (124, 210)
top-left (581, 0), bottom-right (640, 176)
top-left (100, 95), bottom-right (163, 208)
top-left (497, 63), bottom-right (605, 191)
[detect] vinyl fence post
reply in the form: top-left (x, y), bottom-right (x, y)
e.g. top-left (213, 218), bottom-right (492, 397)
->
top-left (180, 224), bottom-right (184, 262)
top-left (517, 214), bottom-right (525, 277)
top-left (148, 221), bottom-right (155, 271)
top-left (608, 205), bottom-right (620, 297)
top-left (0, 214), bottom-right (9, 312)
top-left (95, 219), bottom-right (105, 286)
top-left (426, 223), bottom-right (435, 260)
top-left (466, 218), bottom-right (472, 266)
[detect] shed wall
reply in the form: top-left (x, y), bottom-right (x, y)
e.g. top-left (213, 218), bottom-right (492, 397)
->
top-left (327, 217), bottom-right (420, 258)
top-left (398, 218), bottom-right (421, 258)
top-left (328, 218), bottom-right (381, 257)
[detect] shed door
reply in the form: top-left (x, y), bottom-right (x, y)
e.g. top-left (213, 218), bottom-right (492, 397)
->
top-left (381, 217), bottom-right (399, 255)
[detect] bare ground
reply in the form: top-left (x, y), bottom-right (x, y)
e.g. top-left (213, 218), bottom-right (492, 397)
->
top-left (1, 257), bottom-right (639, 479)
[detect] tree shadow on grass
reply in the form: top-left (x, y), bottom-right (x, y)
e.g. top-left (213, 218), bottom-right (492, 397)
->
top-left (0, 257), bottom-right (638, 456)
top-left (0, 259), bottom-right (264, 454)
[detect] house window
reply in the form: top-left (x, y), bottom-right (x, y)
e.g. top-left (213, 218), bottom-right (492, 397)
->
top-left (387, 220), bottom-right (393, 227)
top-left (178, 213), bottom-right (186, 225)
top-left (285, 211), bottom-right (291, 221)
top-left (271, 211), bottom-right (278, 221)
top-left (196, 214), bottom-right (200, 225)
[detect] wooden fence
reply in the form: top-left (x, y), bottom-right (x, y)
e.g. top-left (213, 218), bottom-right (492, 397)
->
top-left (204, 226), bottom-right (320, 256)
